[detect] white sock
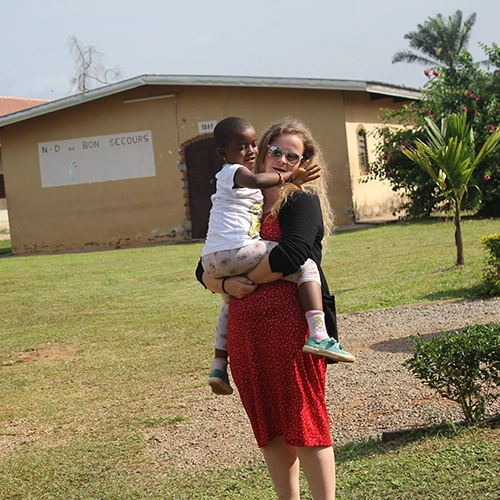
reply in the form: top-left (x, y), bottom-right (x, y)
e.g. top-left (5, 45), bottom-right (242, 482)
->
top-left (211, 357), bottom-right (228, 372)
top-left (305, 310), bottom-right (329, 341)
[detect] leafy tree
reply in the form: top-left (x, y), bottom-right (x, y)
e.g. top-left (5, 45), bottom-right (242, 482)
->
top-left (368, 43), bottom-right (500, 217)
top-left (392, 10), bottom-right (476, 69)
top-left (368, 118), bottom-right (439, 218)
top-left (68, 35), bottom-right (122, 93)
top-left (420, 47), bottom-right (500, 215)
top-left (402, 112), bottom-right (500, 265)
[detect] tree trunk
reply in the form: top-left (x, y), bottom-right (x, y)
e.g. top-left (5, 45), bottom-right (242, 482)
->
top-left (454, 205), bottom-right (465, 266)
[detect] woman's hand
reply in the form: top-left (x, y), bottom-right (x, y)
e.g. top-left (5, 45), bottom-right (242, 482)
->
top-left (202, 272), bottom-right (257, 298)
top-left (224, 275), bottom-right (257, 299)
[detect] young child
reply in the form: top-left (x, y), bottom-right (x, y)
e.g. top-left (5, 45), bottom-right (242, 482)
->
top-left (202, 116), bottom-right (355, 395)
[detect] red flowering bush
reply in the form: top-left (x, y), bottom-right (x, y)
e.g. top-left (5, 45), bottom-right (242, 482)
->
top-left (369, 44), bottom-right (500, 217)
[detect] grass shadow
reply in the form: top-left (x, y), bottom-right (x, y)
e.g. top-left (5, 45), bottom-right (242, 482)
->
top-left (423, 286), bottom-right (486, 301)
top-left (371, 321), bottom-right (499, 355)
top-left (370, 330), bottom-right (454, 354)
top-left (331, 287), bottom-right (358, 295)
top-left (335, 414), bottom-right (500, 464)
top-left (0, 246), bottom-right (12, 256)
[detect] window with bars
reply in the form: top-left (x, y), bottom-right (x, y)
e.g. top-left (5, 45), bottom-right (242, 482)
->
top-left (357, 126), bottom-right (369, 175)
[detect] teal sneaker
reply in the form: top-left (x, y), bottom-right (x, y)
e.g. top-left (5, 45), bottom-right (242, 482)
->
top-left (208, 369), bottom-right (234, 395)
top-left (303, 337), bottom-right (356, 363)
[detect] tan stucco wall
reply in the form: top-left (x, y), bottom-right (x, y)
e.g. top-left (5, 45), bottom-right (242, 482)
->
top-left (0, 150), bottom-right (7, 218)
top-left (170, 85), bottom-right (353, 224)
top-left (2, 89), bottom-right (183, 254)
top-left (343, 91), bottom-right (405, 220)
top-left (0, 84), bottom-right (377, 254)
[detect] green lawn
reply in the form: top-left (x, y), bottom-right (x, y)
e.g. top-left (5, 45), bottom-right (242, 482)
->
top-left (0, 217), bottom-right (499, 499)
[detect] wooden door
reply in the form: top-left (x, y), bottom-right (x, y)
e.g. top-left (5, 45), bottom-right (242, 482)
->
top-left (185, 138), bottom-right (225, 239)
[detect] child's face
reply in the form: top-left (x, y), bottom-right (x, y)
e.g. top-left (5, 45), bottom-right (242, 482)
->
top-left (219, 126), bottom-right (258, 170)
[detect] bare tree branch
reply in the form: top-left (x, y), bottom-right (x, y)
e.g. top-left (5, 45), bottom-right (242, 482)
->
top-left (68, 35), bottom-right (122, 93)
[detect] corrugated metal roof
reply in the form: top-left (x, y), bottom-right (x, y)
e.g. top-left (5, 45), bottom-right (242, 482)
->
top-left (0, 74), bottom-right (421, 128)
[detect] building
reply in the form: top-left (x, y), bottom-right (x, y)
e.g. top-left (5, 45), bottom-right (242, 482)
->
top-left (0, 96), bottom-right (52, 223)
top-left (0, 75), bottom-right (419, 255)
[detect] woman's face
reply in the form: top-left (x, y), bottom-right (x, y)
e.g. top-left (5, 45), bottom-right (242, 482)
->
top-left (263, 133), bottom-right (305, 177)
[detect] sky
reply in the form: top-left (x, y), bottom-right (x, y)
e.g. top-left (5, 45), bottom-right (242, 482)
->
top-left (2, 0), bottom-right (500, 100)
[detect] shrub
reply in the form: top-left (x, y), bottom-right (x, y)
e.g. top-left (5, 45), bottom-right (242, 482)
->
top-left (404, 323), bottom-right (500, 425)
top-left (481, 233), bottom-right (500, 296)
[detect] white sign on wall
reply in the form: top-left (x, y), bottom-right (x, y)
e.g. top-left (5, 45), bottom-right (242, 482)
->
top-left (198, 120), bottom-right (217, 134)
top-left (38, 130), bottom-right (156, 188)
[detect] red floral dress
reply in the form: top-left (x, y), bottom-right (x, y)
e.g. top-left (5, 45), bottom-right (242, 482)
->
top-left (227, 214), bottom-right (331, 448)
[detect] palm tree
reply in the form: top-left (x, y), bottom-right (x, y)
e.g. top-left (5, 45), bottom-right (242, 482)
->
top-left (392, 10), bottom-right (476, 69)
top-left (403, 113), bottom-right (500, 265)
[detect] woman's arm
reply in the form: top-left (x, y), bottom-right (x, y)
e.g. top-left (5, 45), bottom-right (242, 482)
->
top-left (246, 255), bottom-right (282, 284)
top-left (272, 192), bottom-right (324, 274)
top-left (247, 192), bottom-right (323, 284)
top-left (196, 259), bottom-right (256, 298)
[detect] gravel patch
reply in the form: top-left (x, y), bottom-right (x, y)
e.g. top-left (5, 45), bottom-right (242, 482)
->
top-left (151, 297), bottom-right (500, 469)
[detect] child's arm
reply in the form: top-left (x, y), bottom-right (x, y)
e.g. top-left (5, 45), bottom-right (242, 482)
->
top-left (233, 162), bottom-right (321, 190)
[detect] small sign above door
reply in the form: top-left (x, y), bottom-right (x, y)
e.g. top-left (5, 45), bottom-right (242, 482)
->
top-left (197, 120), bottom-right (217, 134)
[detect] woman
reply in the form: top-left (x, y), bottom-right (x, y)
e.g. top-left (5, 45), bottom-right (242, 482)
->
top-left (199, 118), bottom-right (338, 499)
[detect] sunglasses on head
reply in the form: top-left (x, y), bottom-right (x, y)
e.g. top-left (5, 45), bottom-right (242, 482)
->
top-left (267, 145), bottom-right (303, 166)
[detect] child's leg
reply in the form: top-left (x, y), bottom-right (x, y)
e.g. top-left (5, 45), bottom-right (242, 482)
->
top-left (201, 241), bottom-right (269, 279)
top-left (294, 261), bottom-right (330, 342)
top-left (209, 295), bottom-right (234, 395)
top-left (203, 244), bottom-right (268, 395)
top-left (297, 281), bottom-right (329, 341)
top-left (293, 259), bottom-right (356, 363)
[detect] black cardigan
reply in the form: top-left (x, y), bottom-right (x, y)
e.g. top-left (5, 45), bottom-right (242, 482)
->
top-left (196, 190), bottom-right (338, 340)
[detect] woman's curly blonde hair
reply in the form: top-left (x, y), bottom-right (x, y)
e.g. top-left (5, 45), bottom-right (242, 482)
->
top-left (255, 117), bottom-right (335, 240)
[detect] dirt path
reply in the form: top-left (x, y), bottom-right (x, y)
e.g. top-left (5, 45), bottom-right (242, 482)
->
top-left (150, 297), bottom-right (500, 469)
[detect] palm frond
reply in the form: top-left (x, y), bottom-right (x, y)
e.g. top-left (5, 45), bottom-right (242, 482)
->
top-left (394, 10), bottom-right (477, 69)
top-left (392, 50), bottom-right (439, 66)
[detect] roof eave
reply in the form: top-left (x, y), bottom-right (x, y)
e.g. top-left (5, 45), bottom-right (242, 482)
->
top-left (0, 74), bottom-right (421, 129)
top-left (366, 81), bottom-right (422, 100)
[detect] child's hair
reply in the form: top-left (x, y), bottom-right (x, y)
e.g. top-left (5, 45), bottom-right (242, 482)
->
top-left (213, 116), bottom-right (253, 148)
top-left (255, 117), bottom-right (335, 239)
